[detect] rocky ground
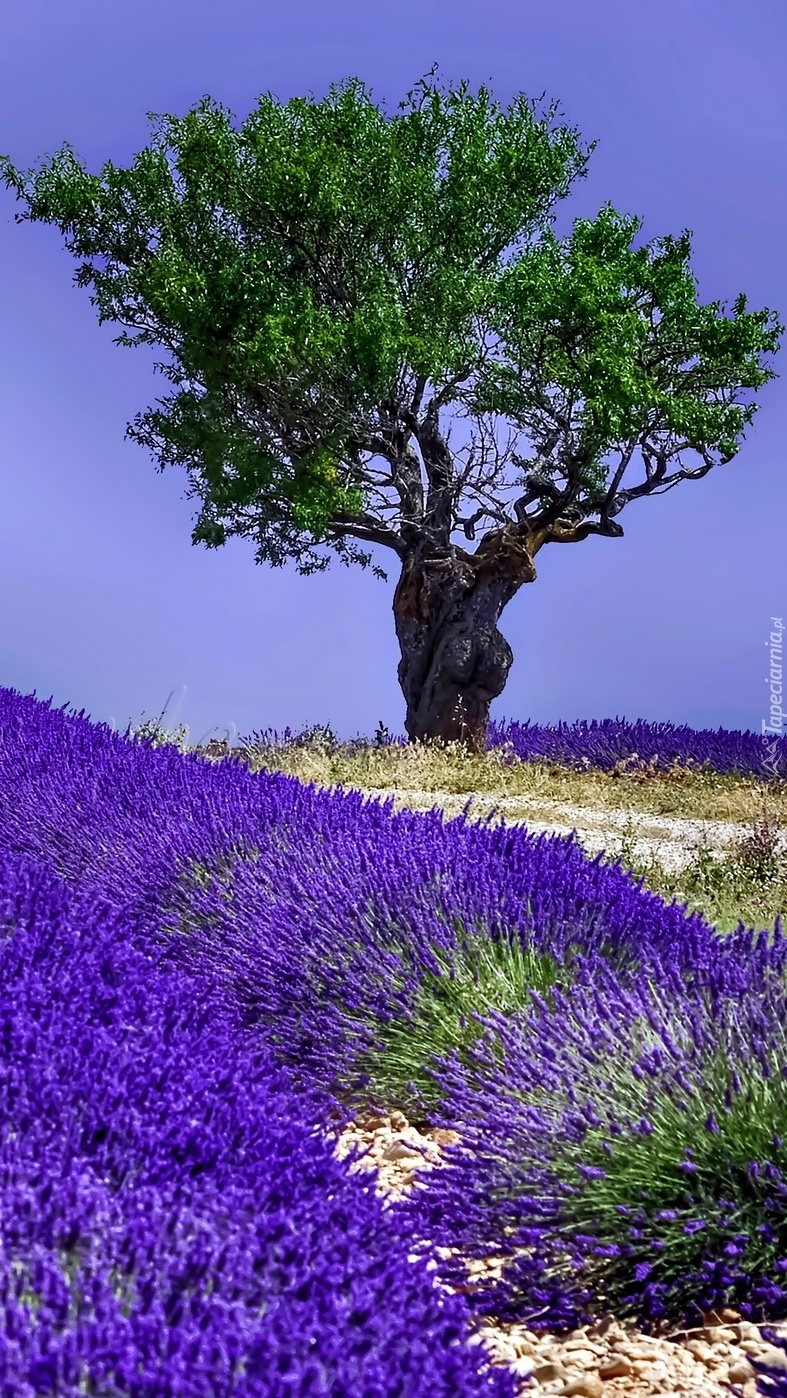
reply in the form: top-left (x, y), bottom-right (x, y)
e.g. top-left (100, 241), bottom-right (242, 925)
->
top-left (316, 1106), bottom-right (787, 1398)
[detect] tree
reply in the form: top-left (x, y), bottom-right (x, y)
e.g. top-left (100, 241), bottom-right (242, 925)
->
top-left (2, 65), bottom-right (782, 756)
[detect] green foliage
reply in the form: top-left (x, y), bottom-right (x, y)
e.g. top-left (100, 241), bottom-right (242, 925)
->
top-left (469, 202), bottom-right (783, 503)
top-left (0, 65), bottom-right (597, 577)
top-left (2, 67), bottom-right (780, 583)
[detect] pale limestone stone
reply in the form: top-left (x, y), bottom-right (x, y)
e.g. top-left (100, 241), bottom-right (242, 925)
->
top-left (317, 1106), bottom-right (787, 1397)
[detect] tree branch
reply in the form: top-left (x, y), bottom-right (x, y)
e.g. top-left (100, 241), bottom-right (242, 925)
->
top-left (318, 508), bottom-right (409, 559)
top-left (542, 516), bottom-right (624, 543)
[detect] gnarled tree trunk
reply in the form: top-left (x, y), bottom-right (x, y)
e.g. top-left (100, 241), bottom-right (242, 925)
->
top-left (392, 525), bottom-right (539, 758)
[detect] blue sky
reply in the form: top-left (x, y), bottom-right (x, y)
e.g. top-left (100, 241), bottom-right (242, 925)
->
top-left (1, 0), bottom-right (784, 750)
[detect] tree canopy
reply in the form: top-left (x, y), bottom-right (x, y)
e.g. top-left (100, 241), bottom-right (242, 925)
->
top-left (1, 67), bottom-right (780, 583)
top-left (1, 66), bottom-right (783, 750)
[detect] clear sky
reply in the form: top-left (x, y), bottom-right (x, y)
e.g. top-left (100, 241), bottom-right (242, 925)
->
top-left (1, 0), bottom-right (784, 751)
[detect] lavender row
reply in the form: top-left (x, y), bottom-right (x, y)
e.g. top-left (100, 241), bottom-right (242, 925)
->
top-left (1, 684), bottom-right (787, 1393)
top-left (0, 853), bottom-right (520, 1397)
top-left (489, 715), bottom-right (787, 780)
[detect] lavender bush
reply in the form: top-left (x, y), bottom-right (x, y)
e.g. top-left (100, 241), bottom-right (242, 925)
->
top-left (0, 855), bottom-right (516, 1397)
top-left (238, 713), bottom-right (787, 781)
top-left (2, 682), bottom-right (787, 1393)
top-left (396, 931), bottom-right (787, 1330)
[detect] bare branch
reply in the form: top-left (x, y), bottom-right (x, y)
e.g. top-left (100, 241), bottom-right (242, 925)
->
top-left (590, 433), bottom-right (640, 526)
top-left (603, 436), bottom-right (718, 515)
top-left (541, 516), bottom-right (625, 543)
top-left (317, 508), bottom-right (410, 559)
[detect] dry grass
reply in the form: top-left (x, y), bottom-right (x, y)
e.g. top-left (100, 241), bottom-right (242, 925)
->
top-left (230, 733), bottom-right (787, 826)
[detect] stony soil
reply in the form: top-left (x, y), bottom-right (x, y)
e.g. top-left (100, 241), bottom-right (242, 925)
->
top-left (316, 1106), bottom-right (787, 1398)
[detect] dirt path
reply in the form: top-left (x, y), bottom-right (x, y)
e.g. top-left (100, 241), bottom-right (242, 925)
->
top-left (331, 784), bottom-right (780, 876)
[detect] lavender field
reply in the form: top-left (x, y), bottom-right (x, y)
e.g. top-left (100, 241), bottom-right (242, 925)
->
top-left (2, 682), bottom-right (787, 1396)
top-left (251, 712), bottom-right (787, 784)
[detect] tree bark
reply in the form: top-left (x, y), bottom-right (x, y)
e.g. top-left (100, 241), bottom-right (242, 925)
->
top-left (392, 524), bottom-right (539, 758)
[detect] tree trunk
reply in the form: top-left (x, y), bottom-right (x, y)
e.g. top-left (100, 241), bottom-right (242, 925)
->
top-left (392, 526), bottom-right (539, 758)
